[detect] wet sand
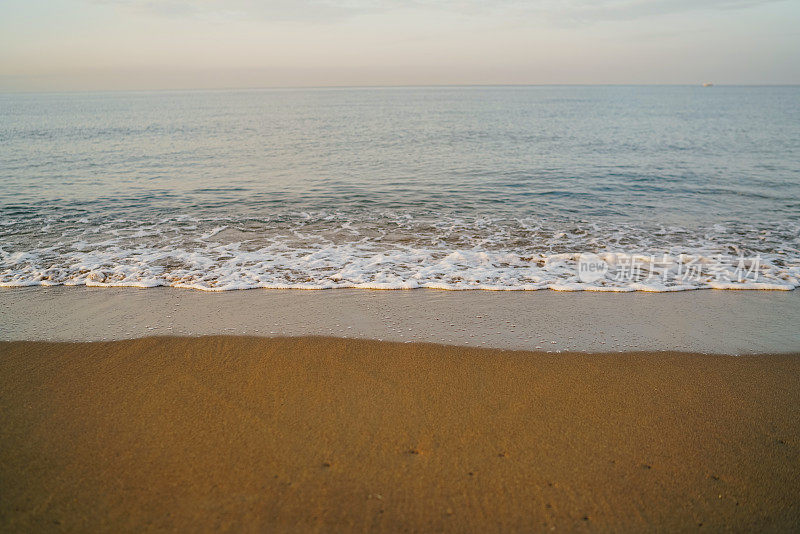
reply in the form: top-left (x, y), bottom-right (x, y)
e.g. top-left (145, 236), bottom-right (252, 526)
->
top-left (1, 336), bottom-right (799, 532)
top-left (3, 287), bottom-right (800, 353)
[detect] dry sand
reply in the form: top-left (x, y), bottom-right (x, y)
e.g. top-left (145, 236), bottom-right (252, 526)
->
top-left (1, 336), bottom-right (799, 532)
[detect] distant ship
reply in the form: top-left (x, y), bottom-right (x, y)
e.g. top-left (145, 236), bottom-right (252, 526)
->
top-left (702, 82), bottom-right (714, 87)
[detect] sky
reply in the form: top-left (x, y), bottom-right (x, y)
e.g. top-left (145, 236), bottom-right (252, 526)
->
top-left (1, 0), bottom-right (799, 90)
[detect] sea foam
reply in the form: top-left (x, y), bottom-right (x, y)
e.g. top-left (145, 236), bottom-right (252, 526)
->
top-left (1, 212), bottom-right (798, 292)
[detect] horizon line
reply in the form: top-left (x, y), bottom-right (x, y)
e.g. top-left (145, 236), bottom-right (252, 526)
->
top-left (2, 82), bottom-right (799, 95)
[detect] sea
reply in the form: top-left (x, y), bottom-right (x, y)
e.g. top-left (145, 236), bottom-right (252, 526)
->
top-left (1, 85), bottom-right (798, 291)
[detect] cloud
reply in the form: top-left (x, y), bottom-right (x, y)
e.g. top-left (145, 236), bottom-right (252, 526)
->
top-left (90, 0), bottom-right (384, 22)
top-left (91, 0), bottom-right (784, 24)
top-left (552, 0), bottom-right (784, 22)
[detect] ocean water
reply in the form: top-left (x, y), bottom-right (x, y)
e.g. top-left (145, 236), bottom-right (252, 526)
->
top-left (1, 85), bottom-right (799, 291)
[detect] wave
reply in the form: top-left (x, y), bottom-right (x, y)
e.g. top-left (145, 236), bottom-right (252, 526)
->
top-left (1, 212), bottom-right (798, 292)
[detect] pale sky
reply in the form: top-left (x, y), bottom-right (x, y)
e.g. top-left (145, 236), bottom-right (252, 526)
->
top-left (1, 0), bottom-right (799, 90)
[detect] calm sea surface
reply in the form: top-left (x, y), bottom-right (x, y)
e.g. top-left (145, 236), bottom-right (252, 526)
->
top-left (1, 86), bottom-right (798, 290)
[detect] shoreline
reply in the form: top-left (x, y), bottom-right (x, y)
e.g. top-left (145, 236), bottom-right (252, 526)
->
top-left (3, 286), bottom-right (800, 353)
top-left (2, 336), bottom-right (799, 532)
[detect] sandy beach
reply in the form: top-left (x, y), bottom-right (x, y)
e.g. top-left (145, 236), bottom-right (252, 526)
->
top-left (2, 336), bottom-right (798, 532)
top-left (3, 7), bottom-right (800, 531)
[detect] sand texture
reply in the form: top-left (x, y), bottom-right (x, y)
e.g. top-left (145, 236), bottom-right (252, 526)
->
top-left (1, 336), bottom-right (799, 532)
